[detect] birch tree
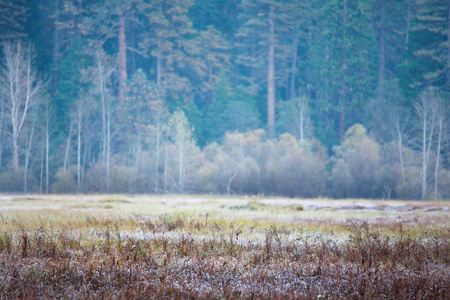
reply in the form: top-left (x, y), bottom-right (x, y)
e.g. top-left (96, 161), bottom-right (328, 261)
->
top-left (41, 99), bottom-right (53, 194)
top-left (414, 87), bottom-right (443, 200)
top-left (0, 42), bottom-right (43, 170)
top-left (168, 109), bottom-right (195, 192)
top-left (82, 50), bottom-right (116, 191)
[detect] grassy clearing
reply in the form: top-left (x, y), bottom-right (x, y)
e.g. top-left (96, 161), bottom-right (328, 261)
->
top-left (0, 195), bottom-right (448, 299)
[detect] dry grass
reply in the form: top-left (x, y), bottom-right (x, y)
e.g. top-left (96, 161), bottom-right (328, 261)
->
top-left (0, 195), bottom-right (448, 299)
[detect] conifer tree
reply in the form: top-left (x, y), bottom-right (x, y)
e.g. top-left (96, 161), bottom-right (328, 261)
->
top-left (308, 0), bottom-right (377, 144)
top-left (235, 0), bottom-right (292, 137)
top-left (0, 0), bottom-right (28, 42)
top-left (401, 0), bottom-right (450, 93)
top-left (372, 0), bottom-right (411, 89)
top-left (140, 0), bottom-right (196, 100)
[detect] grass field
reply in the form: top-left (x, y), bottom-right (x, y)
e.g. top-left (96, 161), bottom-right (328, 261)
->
top-left (0, 194), bottom-right (449, 299)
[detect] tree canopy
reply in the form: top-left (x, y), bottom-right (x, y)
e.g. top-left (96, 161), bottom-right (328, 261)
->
top-left (0, 0), bottom-right (449, 199)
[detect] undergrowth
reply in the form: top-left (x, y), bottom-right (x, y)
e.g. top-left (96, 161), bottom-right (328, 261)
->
top-left (0, 214), bottom-right (448, 299)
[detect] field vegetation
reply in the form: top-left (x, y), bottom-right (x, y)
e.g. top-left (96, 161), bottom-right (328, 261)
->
top-left (0, 195), bottom-right (448, 299)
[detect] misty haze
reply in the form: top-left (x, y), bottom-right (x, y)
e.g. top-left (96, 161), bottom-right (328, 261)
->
top-left (0, 0), bottom-right (449, 200)
top-left (0, 1), bottom-right (449, 298)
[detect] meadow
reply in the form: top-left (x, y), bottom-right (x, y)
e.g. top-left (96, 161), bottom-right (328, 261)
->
top-left (0, 195), bottom-right (448, 299)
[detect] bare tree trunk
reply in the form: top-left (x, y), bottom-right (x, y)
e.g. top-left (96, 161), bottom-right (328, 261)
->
top-left (64, 120), bottom-right (73, 172)
top-left (290, 29), bottom-right (298, 101)
top-left (155, 121), bottom-right (163, 192)
top-left (96, 51), bottom-right (107, 163)
top-left (164, 147), bottom-right (168, 192)
top-left (446, 2), bottom-right (450, 88)
top-left (421, 105), bottom-right (428, 201)
top-left (227, 170), bottom-right (238, 195)
top-left (2, 42), bottom-right (41, 171)
top-left (434, 115), bottom-right (443, 199)
top-left (339, 0), bottom-right (348, 141)
top-left (81, 140), bottom-right (88, 187)
top-left (12, 133), bottom-right (19, 170)
top-left (294, 96), bottom-right (309, 143)
top-left (130, 21), bottom-right (137, 74)
top-left (156, 2), bottom-right (163, 87)
top-left (389, 105), bottom-right (406, 180)
top-left (0, 95), bottom-right (4, 171)
top-left (396, 121), bottom-right (405, 179)
top-left (118, 11), bottom-right (127, 104)
top-left (416, 89), bottom-right (438, 200)
top-left (164, 134), bottom-right (168, 192)
top-left (53, 0), bottom-right (61, 91)
top-left (106, 109), bottom-right (112, 193)
top-left (178, 138), bottom-right (184, 192)
top-left (267, 5), bottom-right (276, 138)
top-left (76, 102), bottom-right (83, 192)
top-left (156, 129), bottom-right (160, 192)
top-left (134, 137), bottom-right (142, 193)
top-left (424, 111), bottom-right (435, 200)
top-left (446, 129), bottom-right (450, 171)
top-left (39, 144), bottom-right (44, 193)
top-left (24, 112), bottom-right (37, 193)
top-left (45, 117), bottom-right (50, 194)
top-left (378, 2), bottom-right (385, 91)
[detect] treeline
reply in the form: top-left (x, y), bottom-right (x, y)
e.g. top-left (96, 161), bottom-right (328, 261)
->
top-left (0, 0), bottom-right (450, 199)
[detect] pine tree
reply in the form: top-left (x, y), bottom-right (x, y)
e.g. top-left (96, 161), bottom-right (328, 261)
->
top-left (82, 0), bottom-right (143, 103)
top-left (235, 0), bottom-right (293, 138)
top-left (372, 0), bottom-right (411, 89)
top-left (189, 0), bottom-right (240, 39)
top-left (122, 68), bottom-right (163, 136)
top-left (139, 0), bottom-right (196, 101)
top-left (0, 0), bottom-right (28, 42)
top-left (204, 72), bottom-right (231, 144)
top-left (400, 0), bottom-right (450, 94)
top-left (188, 26), bottom-right (231, 106)
top-left (308, 0), bottom-right (377, 146)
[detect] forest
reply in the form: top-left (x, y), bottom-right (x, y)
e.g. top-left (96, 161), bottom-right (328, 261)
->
top-left (0, 0), bottom-right (449, 200)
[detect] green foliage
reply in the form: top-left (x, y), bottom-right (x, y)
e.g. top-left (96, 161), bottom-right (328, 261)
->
top-left (400, 0), bottom-right (450, 96)
top-left (1, 0), bottom-right (450, 199)
top-left (203, 72), bottom-right (231, 144)
top-left (0, 0), bottom-right (28, 42)
top-left (183, 100), bottom-right (204, 145)
top-left (204, 79), bottom-right (261, 145)
top-left (277, 95), bottom-right (312, 140)
top-left (122, 69), bottom-right (163, 133)
top-left (53, 39), bottom-right (87, 130)
top-left (309, 0), bottom-right (377, 143)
